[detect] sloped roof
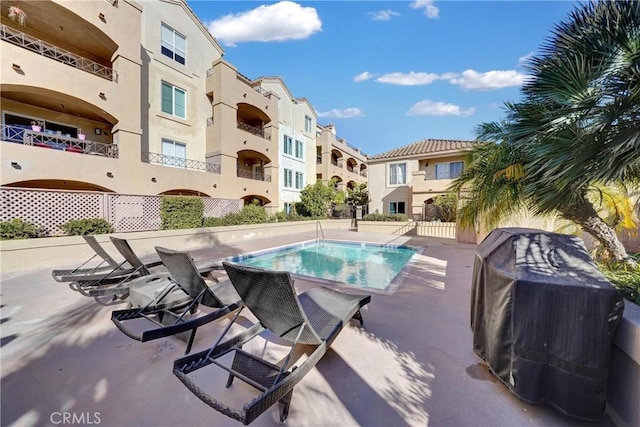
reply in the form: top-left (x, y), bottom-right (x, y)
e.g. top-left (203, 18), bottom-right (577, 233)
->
top-left (368, 139), bottom-right (477, 161)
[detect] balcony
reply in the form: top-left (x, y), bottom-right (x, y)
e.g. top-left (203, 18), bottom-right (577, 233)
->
top-left (236, 168), bottom-right (271, 182)
top-left (142, 152), bottom-right (221, 173)
top-left (1, 24), bottom-right (116, 81)
top-left (237, 122), bottom-right (270, 140)
top-left (360, 169), bottom-right (368, 178)
top-left (2, 124), bottom-right (117, 157)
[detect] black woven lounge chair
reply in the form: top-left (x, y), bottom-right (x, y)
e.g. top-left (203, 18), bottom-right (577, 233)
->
top-left (173, 261), bottom-right (371, 425)
top-left (51, 235), bottom-right (145, 284)
top-left (111, 246), bottom-right (241, 354)
top-left (75, 236), bottom-right (222, 298)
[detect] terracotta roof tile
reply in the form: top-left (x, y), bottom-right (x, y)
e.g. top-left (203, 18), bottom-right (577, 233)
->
top-left (368, 138), bottom-right (477, 160)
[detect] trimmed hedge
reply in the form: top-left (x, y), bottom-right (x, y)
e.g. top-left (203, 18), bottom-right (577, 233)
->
top-left (362, 213), bottom-right (409, 222)
top-left (59, 218), bottom-right (114, 235)
top-left (0, 218), bottom-right (46, 240)
top-left (161, 196), bottom-right (204, 230)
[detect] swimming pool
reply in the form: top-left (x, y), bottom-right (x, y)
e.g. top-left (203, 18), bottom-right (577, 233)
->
top-left (230, 240), bottom-right (418, 290)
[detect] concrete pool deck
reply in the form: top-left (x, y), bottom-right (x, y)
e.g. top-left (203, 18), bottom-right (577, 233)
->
top-left (1, 230), bottom-right (615, 426)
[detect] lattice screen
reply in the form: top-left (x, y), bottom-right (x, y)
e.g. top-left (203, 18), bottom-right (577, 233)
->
top-left (0, 188), bottom-right (104, 236)
top-left (1, 187), bottom-right (241, 235)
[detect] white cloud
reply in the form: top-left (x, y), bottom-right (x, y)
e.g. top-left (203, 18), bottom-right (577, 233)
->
top-left (376, 71), bottom-right (441, 85)
top-left (407, 100), bottom-right (475, 117)
top-left (354, 71), bottom-right (374, 82)
top-left (368, 10), bottom-right (400, 21)
top-left (448, 69), bottom-right (527, 90)
top-left (207, 1), bottom-right (321, 47)
top-left (518, 51), bottom-right (534, 66)
top-left (410, 0), bottom-right (439, 19)
top-left (317, 108), bottom-right (364, 118)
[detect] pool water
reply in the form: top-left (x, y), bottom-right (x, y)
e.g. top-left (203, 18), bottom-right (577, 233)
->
top-left (231, 240), bottom-right (417, 290)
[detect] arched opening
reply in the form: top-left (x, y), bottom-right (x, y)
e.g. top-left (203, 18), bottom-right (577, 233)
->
top-left (237, 103), bottom-right (272, 139)
top-left (159, 189), bottom-right (211, 197)
top-left (346, 157), bottom-right (357, 173)
top-left (236, 150), bottom-right (272, 181)
top-left (4, 179), bottom-right (113, 192)
top-left (331, 149), bottom-right (343, 167)
top-left (241, 195), bottom-right (271, 206)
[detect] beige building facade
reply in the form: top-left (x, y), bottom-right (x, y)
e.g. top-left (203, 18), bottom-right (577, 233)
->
top-left (315, 124), bottom-right (368, 191)
top-left (367, 139), bottom-right (476, 218)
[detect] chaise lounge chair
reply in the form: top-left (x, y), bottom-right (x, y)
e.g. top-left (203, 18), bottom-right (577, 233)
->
top-left (172, 261), bottom-right (371, 425)
top-left (75, 236), bottom-right (223, 298)
top-left (111, 246), bottom-right (241, 354)
top-left (51, 235), bottom-right (152, 284)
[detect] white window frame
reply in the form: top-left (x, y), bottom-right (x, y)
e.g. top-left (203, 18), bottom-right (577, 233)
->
top-left (161, 82), bottom-right (186, 119)
top-left (284, 202), bottom-right (293, 214)
top-left (161, 23), bottom-right (186, 65)
top-left (304, 115), bottom-right (312, 133)
top-left (161, 138), bottom-right (186, 168)
top-left (435, 161), bottom-right (464, 180)
top-left (295, 171), bottom-right (304, 189)
top-left (283, 135), bottom-right (293, 155)
top-left (284, 168), bottom-right (293, 188)
top-left (389, 162), bottom-right (407, 185)
top-left (295, 140), bottom-right (304, 159)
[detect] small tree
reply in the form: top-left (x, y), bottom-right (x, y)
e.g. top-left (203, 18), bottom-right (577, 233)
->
top-left (433, 193), bottom-right (458, 222)
top-left (347, 183), bottom-right (369, 206)
top-left (299, 179), bottom-right (337, 217)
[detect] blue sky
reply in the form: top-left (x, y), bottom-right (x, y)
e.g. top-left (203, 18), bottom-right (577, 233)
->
top-left (187, 1), bottom-right (580, 156)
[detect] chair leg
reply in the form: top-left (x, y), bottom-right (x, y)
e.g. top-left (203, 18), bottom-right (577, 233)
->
top-left (185, 327), bottom-right (197, 355)
top-left (279, 390), bottom-right (293, 424)
top-left (352, 310), bottom-right (364, 325)
top-left (225, 344), bottom-right (243, 388)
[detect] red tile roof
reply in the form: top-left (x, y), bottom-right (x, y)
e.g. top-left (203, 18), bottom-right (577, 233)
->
top-left (368, 139), bottom-right (477, 160)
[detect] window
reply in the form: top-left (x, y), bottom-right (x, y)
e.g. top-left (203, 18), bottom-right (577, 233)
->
top-left (389, 201), bottom-right (406, 215)
top-left (162, 139), bottom-right (186, 168)
top-left (305, 115), bottom-right (312, 133)
top-left (161, 82), bottom-right (186, 119)
top-left (389, 163), bottom-right (407, 185)
top-left (283, 135), bottom-right (293, 155)
top-left (435, 161), bottom-right (464, 179)
top-left (295, 172), bottom-right (304, 189)
top-left (284, 169), bottom-right (293, 187)
top-left (295, 140), bottom-right (304, 158)
top-left (161, 23), bottom-right (186, 65)
top-left (284, 203), bottom-right (293, 214)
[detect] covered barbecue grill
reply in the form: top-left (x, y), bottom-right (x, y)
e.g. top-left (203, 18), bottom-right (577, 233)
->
top-left (471, 228), bottom-right (625, 420)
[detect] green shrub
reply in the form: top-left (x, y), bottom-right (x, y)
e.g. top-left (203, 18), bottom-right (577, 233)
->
top-left (600, 254), bottom-right (640, 305)
top-left (203, 203), bottom-right (267, 227)
top-left (362, 213), bottom-right (409, 222)
top-left (0, 218), bottom-right (46, 240)
top-left (59, 218), bottom-right (114, 236)
top-left (160, 196), bottom-right (204, 230)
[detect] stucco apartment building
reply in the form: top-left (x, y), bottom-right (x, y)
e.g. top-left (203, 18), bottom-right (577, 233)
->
top-left (315, 124), bottom-right (368, 191)
top-left (367, 139), bottom-right (477, 219)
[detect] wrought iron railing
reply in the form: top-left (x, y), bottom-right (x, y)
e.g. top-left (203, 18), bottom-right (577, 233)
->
top-left (237, 122), bottom-right (270, 140)
top-left (2, 124), bottom-right (118, 157)
top-left (142, 151), bottom-right (221, 173)
top-left (0, 23), bottom-right (117, 81)
top-left (236, 168), bottom-right (271, 182)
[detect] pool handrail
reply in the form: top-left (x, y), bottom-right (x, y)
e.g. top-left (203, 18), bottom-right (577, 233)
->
top-left (316, 221), bottom-right (325, 244)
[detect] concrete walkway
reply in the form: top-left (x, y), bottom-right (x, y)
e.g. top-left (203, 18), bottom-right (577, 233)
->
top-left (1, 230), bottom-right (613, 426)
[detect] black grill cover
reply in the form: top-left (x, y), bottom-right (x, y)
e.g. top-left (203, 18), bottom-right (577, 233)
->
top-left (471, 228), bottom-right (624, 420)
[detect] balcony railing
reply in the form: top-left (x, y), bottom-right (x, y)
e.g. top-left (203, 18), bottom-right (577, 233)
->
top-left (142, 151), bottom-right (221, 173)
top-left (236, 72), bottom-right (271, 98)
top-left (236, 168), bottom-right (271, 182)
top-left (237, 122), bottom-right (271, 140)
top-left (2, 124), bottom-right (117, 157)
top-left (424, 172), bottom-right (463, 180)
top-left (1, 23), bottom-right (117, 81)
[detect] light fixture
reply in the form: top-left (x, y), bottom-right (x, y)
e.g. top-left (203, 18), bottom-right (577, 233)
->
top-left (243, 93), bottom-right (247, 98)
top-left (151, 177), bottom-right (157, 182)
top-left (12, 63), bottom-right (21, 71)
top-left (11, 162), bottom-right (21, 170)
top-left (213, 184), bottom-right (217, 188)
top-left (243, 188), bottom-right (247, 191)
top-left (99, 92), bottom-right (106, 100)
top-left (106, 172), bottom-right (114, 178)
top-left (98, 12), bottom-right (105, 21)
top-left (94, 128), bottom-right (102, 135)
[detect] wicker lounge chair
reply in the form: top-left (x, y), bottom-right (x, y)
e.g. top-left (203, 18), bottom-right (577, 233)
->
top-left (51, 235), bottom-right (147, 284)
top-left (173, 261), bottom-right (371, 425)
top-left (111, 246), bottom-right (241, 354)
top-left (75, 236), bottom-right (222, 298)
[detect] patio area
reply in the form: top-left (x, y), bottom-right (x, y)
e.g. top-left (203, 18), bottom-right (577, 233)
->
top-left (1, 230), bottom-right (615, 426)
